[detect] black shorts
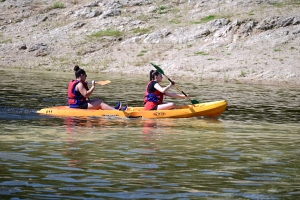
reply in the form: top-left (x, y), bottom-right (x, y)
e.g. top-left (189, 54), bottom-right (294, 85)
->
top-left (78, 103), bottom-right (88, 109)
top-left (151, 105), bottom-right (158, 110)
top-left (70, 103), bottom-right (88, 109)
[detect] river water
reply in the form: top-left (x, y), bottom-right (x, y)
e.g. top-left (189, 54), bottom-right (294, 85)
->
top-left (0, 69), bottom-right (299, 199)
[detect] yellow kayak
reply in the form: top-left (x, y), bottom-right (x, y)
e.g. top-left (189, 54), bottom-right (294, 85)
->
top-left (37, 100), bottom-right (227, 119)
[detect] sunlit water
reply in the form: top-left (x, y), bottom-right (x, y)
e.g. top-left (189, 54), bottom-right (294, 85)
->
top-left (0, 69), bottom-right (299, 199)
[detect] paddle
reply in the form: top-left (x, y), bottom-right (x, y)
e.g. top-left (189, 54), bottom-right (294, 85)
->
top-left (88, 80), bottom-right (111, 85)
top-left (150, 62), bottom-right (199, 104)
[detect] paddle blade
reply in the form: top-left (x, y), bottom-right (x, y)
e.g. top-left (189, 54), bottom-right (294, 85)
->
top-left (97, 80), bottom-right (111, 85)
top-left (88, 80), bottom-right (111, 85)
top-left (150, 62), bottom-right (164, 75)
top-left (191, 99), bottom-right (200, 104)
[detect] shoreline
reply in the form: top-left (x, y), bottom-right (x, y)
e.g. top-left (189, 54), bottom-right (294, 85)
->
top-left (3, 67), bottom-right (299, 89)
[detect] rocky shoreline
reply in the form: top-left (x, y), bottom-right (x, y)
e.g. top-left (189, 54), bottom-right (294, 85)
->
top-left (0, 0), bottom-right (299, 86)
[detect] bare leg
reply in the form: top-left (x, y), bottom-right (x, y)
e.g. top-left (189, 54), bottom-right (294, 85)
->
top-left (157, 102), bottom-right (175, 110)
top-left (87, 99), bottom-right (116, 110)
top-left (87, 99), bottom-right (102, 109)
top-left (100, 102), bottom-right (116, 110)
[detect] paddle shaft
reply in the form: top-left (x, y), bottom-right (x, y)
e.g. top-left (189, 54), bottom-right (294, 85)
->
top-left (164, 75), bottom-right (192, 101)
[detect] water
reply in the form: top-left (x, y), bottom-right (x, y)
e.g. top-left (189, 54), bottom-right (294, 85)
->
top-left (0, 69), bottom-right (299, 199)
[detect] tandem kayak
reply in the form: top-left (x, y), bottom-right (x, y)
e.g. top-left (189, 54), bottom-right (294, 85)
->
top-left (37, 100), bottom-right (227, 119)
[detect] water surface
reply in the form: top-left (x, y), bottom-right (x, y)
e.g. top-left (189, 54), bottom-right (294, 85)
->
top-left (0, 69), bottom-right (299, 199)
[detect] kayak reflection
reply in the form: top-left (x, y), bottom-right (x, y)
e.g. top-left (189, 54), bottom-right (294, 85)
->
top-left (63, 117), bottom-right (224, 134)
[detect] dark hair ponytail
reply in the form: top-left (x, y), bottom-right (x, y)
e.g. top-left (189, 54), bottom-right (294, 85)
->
top-left (150, 70), bottom-right (160, 81)
top-left (73, 65), bottom-right (86, 78)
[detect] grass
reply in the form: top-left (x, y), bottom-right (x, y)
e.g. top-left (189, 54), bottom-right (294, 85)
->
top-left (50, 2), bottom-right (65, 9)
top-left (158, 6), bottom-right (168, 14)
top-left (137, 50), bottom-right (148, 57)
top-left (248, 10), bottom-right (255, 16)
top-left (133, 28), bottom-right (151, 35)
top-left (271, 0), bottom-right (300, 7)
top-left (169, 19), bottom-right (181, 24)
top-left (89, 29), bottom-right (123, 38)
top-left (195, 51), bottom-right (209, 56)
top-left (192, 15), bottom-right (216, 24)
top-left (0, 38), bottom-right (12, 44)
top-left (240, 70), bottom-right (247, 77)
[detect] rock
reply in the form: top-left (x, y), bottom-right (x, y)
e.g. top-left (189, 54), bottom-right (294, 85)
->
top-left (29, 43), bottom-right (48, 52)
top-left (86, 10), bottom-right (102, 18)
top-left (99, 9), bottom-right (121, 19)
top-left (18, 44), bottom-right (27, 50)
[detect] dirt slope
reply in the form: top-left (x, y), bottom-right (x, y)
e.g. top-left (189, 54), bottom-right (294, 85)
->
top-left (0, 0), bottom-right (299, 86)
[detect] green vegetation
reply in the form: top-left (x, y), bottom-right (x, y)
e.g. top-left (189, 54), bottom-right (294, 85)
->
top-left (240, 70), bottom-right (246, 77)
top-left (274, 49), bottom-right (281, 52)
top-left (195, 51), bottom-right (209, 56)
top-left (248, 10), bottom-right (255, 16)
top-left (169, 19), bottom-right (181, 24)
top-left (133, 28), bottom-right (151, 35)
top-left (137, 50), bottom-right (148, 57)
top-left (0, 38), bottom-right (12, 44)
top-left (89, 29), bottom-right (123, 38)
top-left (172, 7), bottom-right (180, 13)
top-left (158, 6), bottom-right (168, 14)
top-left (192, 15), bottom-right (216, 24)
top-left (271, 0), bottom-right (300, 7)
top-left (50, 2), bottom-right (65, 9)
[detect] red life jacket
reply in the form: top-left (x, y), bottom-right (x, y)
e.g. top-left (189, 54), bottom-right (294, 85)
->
top-left (143, 81), bottom-right (164, 105)
top-left (67, 80), bottom-right (88, 105)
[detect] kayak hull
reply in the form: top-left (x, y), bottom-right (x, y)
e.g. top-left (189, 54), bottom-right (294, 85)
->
top-left (37, 100), bottom-right (227, 119)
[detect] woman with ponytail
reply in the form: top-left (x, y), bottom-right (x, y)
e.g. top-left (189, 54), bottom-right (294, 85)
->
top-left (68, 65), bottom-right (126, 110)
top-left (143, 70), bottom-right (187, 110)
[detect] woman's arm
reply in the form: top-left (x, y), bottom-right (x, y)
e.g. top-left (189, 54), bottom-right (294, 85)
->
top-left (154, 82), bottom-right (172, 93)
top-left (165, 91), bottom-right (187, 98)
top-left (77, 82), bottom-right (95, 98)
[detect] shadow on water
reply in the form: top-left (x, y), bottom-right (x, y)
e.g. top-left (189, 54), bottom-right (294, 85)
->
top-left (0, 106), bottom-right (46, 121)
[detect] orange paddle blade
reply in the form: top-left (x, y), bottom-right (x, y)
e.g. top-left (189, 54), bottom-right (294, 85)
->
top-left (96, 80), bottom-right (111, 85)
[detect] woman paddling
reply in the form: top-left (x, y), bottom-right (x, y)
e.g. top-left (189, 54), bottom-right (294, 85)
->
top-left (144, 70), bottom-right (188, 110)
top-left (68, 65), bottom-right (127, 110)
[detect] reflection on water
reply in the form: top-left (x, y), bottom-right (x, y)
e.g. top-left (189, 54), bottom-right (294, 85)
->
top-left (0, 69), bottom-right (299, 199)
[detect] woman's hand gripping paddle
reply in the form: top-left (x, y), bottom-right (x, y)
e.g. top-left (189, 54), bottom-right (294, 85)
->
top-left (150, 62), bottom-right (199, 105)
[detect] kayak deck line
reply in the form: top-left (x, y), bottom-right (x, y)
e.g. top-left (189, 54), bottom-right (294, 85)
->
top-left (37, 100), bottom-right (227, 119)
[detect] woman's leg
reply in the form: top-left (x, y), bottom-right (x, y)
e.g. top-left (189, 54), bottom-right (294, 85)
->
top-left (100, 102), bottom-right (117, 110)
top-left (157, 102), bottom-right (174, 110)
top-left (87, 98), bottom-right (116, 110)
